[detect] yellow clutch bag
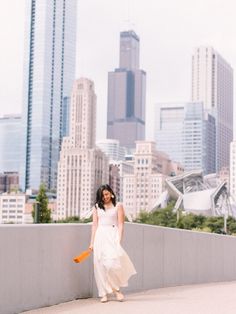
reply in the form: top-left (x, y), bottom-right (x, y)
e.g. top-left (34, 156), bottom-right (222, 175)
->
top-left (73, 249), bottom-right (92, 263)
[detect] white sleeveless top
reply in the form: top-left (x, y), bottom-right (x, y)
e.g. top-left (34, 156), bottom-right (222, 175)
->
top-left (97, 205), bottom-right (118, 227)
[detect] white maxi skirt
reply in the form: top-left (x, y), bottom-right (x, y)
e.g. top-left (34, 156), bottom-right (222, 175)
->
top-left (93, 225), bottom-right (136, 297)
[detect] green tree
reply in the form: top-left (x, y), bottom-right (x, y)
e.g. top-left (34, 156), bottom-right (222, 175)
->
top-left (32, 184), bottom-right (51, 223)
top-left (203, 216), bottom-right (224, 234)
top-left (133, 201), bottom-right (236, 237)
top-left (180, 213), bottom-right (207, 230)
top-left (134, 201), bottom-right (176, 227)
top-left (151, 206), bottom-right (177, 227)
top-left (226, 216), bottom-right (236, 234)
top-left (134, 210), bottom-right (150, 224)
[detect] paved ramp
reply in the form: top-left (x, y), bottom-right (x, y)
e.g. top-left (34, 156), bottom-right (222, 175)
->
top-left (22, 281), bottom-right (236, 314)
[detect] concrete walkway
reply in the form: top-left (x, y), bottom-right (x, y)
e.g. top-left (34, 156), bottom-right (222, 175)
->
top-left (22, 281), bottom-right (236, 314)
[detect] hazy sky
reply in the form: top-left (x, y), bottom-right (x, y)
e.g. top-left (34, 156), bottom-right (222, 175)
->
top-left (0, 0), bottom-right (236, 140)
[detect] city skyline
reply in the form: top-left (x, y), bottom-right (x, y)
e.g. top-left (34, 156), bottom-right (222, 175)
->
top-left (1, 0), bottom-right (236, 141)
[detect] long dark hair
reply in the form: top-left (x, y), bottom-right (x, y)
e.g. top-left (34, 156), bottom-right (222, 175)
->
top-left (95, 184), bottom-right (116, 210)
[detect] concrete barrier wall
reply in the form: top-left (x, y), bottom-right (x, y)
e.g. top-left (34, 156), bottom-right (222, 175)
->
top-left (1, 223), bottom-right (236, 314)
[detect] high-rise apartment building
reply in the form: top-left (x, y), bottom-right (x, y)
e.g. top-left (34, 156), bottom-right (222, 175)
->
top-left (107, 30), bottom-right (146, 153)
top-left (154, 102), bottom-right (216, 174)
top-left (57, 78), bottom-right (108, 219)
top-left (191, 47), bottom-right (233, 172)
top-left (0, 115), bottom-right (22, 173)
top-left (20, 0), bottom-right (77, 191)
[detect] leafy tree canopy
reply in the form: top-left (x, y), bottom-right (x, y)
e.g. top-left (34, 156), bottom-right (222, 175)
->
top-left (134, 202), bottom-right (236, 236)
top-left (32, 184), bottom-right (51, 223)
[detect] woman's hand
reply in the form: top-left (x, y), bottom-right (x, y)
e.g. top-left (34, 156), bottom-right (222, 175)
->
top-left (88, 245), bottom-right (93, 251)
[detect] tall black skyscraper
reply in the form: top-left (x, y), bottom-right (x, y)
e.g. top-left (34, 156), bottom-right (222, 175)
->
top-left (107, 30), bottom-right (146, 153)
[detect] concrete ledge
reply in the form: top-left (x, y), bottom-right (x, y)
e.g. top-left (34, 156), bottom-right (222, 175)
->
top-left (1, 223), bottom-right (236, 314)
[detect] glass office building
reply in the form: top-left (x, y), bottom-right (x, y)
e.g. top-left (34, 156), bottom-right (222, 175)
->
top-left (192, 47), bottom-right (233, 172)
top-left (154, 102), bottom-right (216, 174)
top-left (0, 115), bottom-right (22, 174)
top-left (183, 103), bottom-right (216, 174)
top-left (20, 0), bottom-right (77, 191)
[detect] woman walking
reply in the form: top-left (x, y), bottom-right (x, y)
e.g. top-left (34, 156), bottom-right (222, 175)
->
top-left (89, 184), bottom-right (136, 302)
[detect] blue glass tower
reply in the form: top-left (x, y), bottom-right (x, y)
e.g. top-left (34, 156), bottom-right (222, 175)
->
top-left (20, 0), bottom-right (77, 191)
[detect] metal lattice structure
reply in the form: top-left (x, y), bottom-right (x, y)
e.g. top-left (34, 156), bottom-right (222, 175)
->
top-left (152, 170), bottom-right (236, 218)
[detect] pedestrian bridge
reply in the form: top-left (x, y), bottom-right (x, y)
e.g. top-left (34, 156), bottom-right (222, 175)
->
top-left (1, 223), bottom-right (236, 314)
top-left (22, 281), bottom-right (236, 314)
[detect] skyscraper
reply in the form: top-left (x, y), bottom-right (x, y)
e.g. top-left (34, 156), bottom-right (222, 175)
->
top-left (183, 103), bottom-right (216, 174)
top-left (0, 115), bottom-right (22, 174)
top-left (191, 47), bottom-right (233, 172)
top-left (57, 78), bottom-right (108, 219)
top-left (107, 30), bottom-right (146, 153)
top-left (154, 102), bottom-right (216, 174)
top-left (154, 103), bottom-right (185, 165)
top-left (20, 0), bottom-right (77, 191)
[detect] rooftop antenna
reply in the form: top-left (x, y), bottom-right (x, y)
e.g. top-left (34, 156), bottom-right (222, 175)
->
top-left (123, 0), bottom-right (135, 31)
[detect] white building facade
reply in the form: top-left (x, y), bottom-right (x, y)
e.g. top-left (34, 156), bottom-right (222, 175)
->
top-left (109, 160), bottom-right (134, 202)
top-left (192, 46), bottom-right (233, 172)
top-left (0, 193), bottom-right (26, 224)
top-left (57, 78), bottom-right (108, 219)
top-left (123, 141), bottom-right (166, 219)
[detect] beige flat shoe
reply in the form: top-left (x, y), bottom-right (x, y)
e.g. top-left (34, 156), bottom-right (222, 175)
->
top-left (100, 295), bottom-right (108, 303)
top-left (114, 290), bottom-right (124, 301)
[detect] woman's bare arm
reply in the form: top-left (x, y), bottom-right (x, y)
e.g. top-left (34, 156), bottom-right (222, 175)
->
top-left (89, 207), bottom-right (98, 250)
top-left (117, 203), bottom-right (125, 243)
